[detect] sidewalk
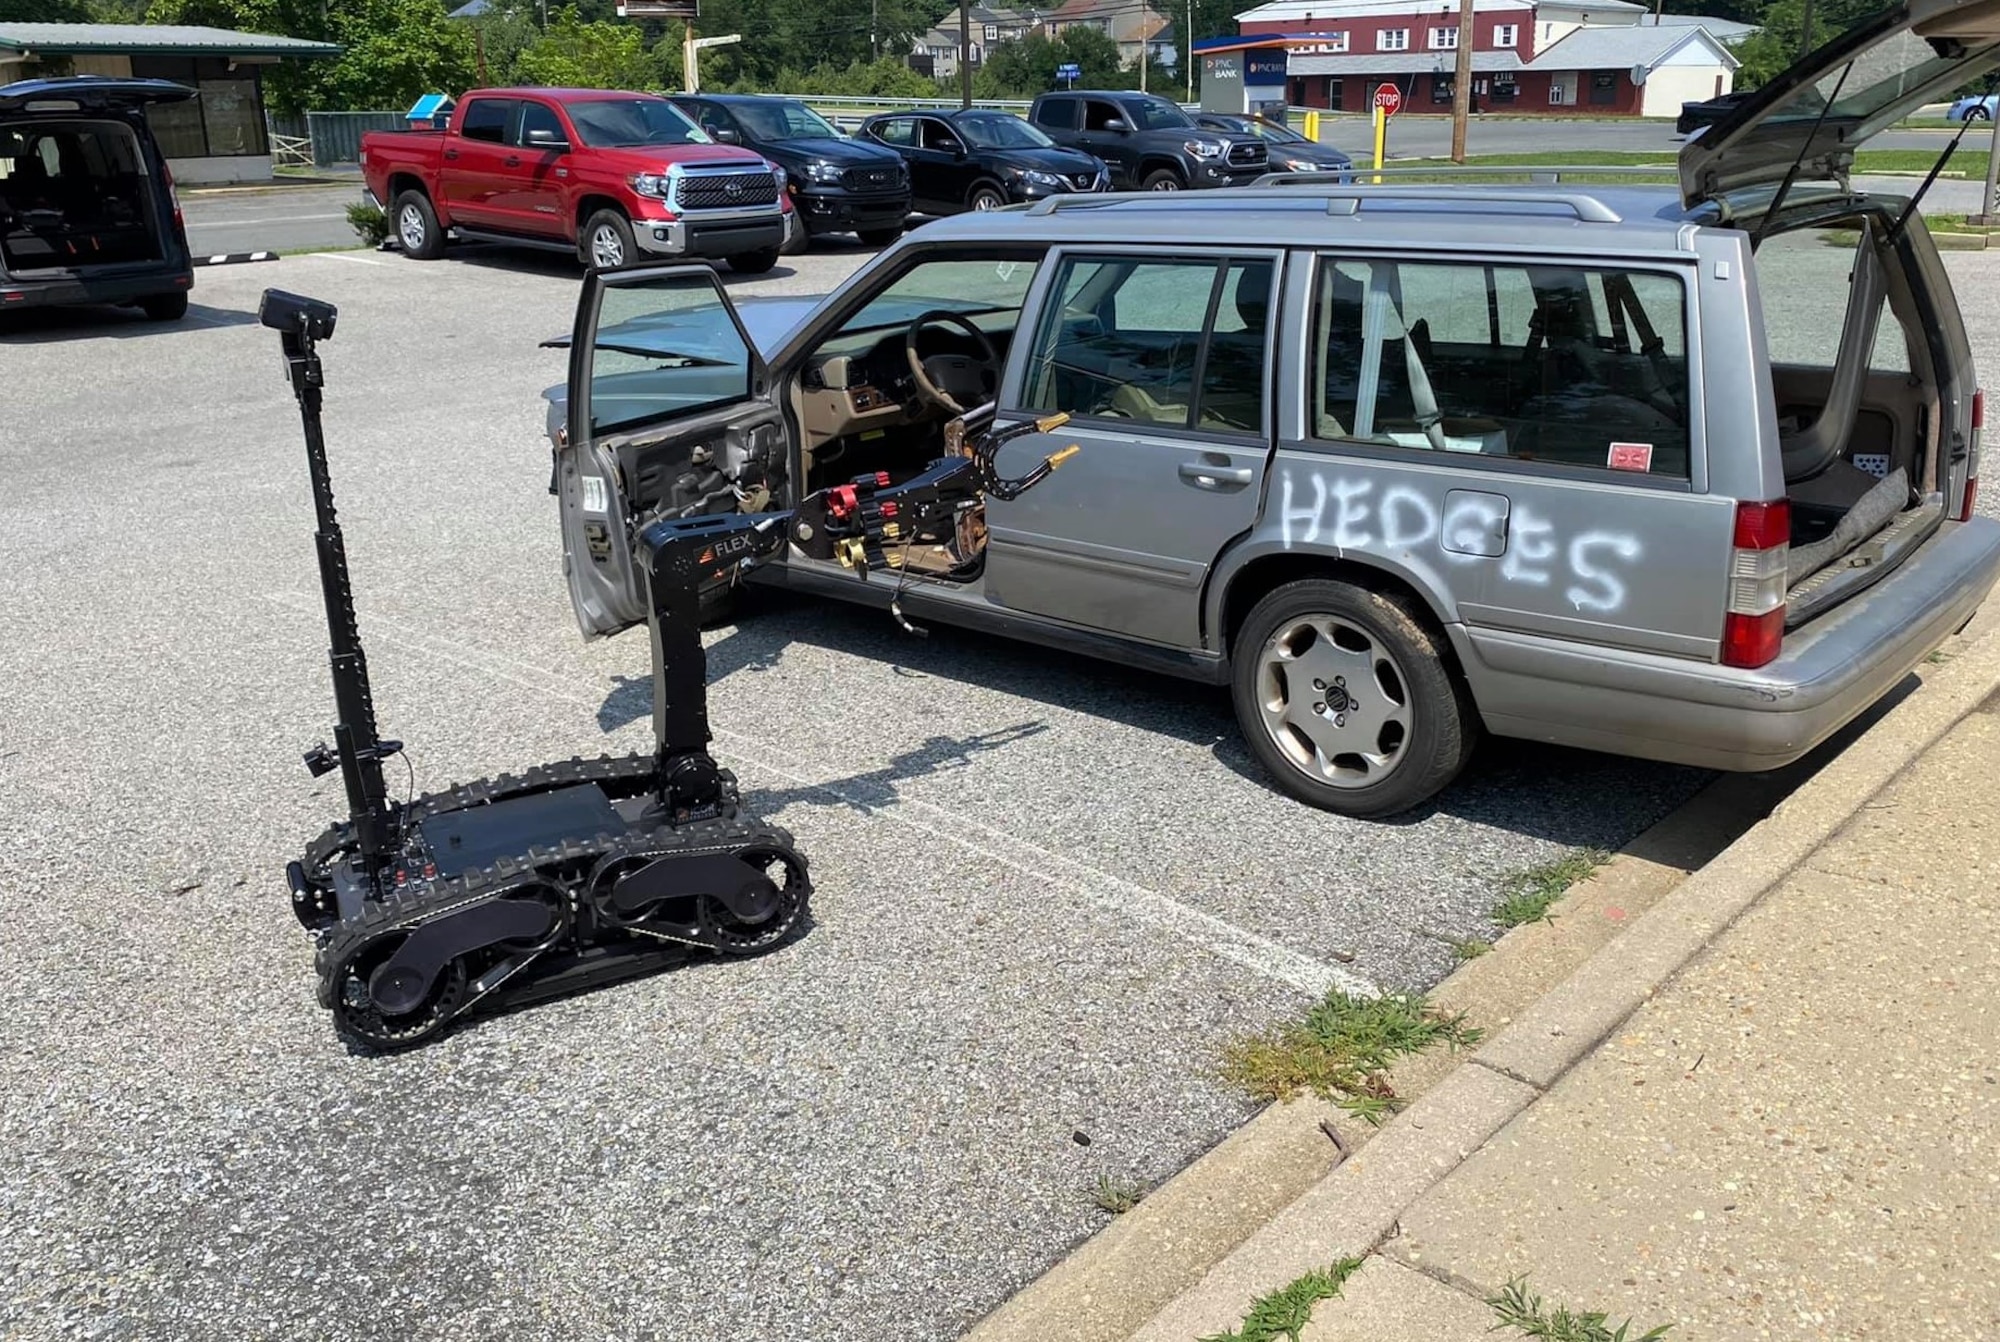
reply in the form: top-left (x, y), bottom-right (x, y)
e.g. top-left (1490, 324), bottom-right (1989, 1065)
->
top-left (997, 624), bottom-right (2000, 1342)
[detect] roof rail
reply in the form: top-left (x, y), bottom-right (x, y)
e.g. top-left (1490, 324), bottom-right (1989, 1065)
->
top-left (1243, 176), bottom-right (1629, 223)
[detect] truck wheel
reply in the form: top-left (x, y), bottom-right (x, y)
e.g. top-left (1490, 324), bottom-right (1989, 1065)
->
top-left (139, 292), bottom-right (188, 321)
top-left (393, 190), bottom-right (445, 260)
top-left (1141, 168), bottom-right (1185, 191)
top-left (1229, 579), bottom-right (1477, 819)
top-left (582, 209), bottom-right (636, 270)
top-left (728, 247), bottom-right (781, 275)
top-left (967, 182), bottom-right (1008, 211)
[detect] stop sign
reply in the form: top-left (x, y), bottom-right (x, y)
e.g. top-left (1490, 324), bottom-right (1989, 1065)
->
top-left (1373, 84), bottom-right (1402, 116)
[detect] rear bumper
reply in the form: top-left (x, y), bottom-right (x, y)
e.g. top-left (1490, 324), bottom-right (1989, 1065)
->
top-left (632, 209), bottom-right (787, 258)
top-left (1458, 515), bottom-right (2000, 772)
top-left (0, 266), bottom-right (192, 311)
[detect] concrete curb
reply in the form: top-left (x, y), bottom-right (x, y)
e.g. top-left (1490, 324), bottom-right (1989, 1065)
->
top-left (1117, 623), bottom-right (2000, 1341)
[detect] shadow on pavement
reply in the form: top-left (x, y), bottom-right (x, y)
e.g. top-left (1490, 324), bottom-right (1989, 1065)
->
top-left (0, 300), bottom-right (257, 341)
top-left (589, 588), bottom-right (1789, 847)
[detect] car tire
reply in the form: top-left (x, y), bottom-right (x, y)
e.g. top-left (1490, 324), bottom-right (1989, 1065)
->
top-left (728, 247), bottom-right (781, 275)
top-left (393, 190), bottom-right (446, 260)
top-left (856, 226), bottom-right (904, 246)
top-left (967, 182), bottom-right (1008, 211)
top-left (1141, 168), bottom-right (1185, 191)
top-left (139, 291), bottom-right (188, 321)
top-left (1229, 578), bottom-right (1477, 819)
top-left (781, 220), bottom-right (810, 255)
top-left (1973, 106), bottom-right (1993, 122)
top-left (582, 209), bottom-right (636, 270)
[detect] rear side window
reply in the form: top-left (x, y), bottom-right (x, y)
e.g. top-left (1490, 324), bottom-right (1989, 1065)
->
top-left (1037, 98), bottom-right (1077, 129)
top-left (1308, 254), bottom-right (1693, 478)
top-left (459, 99), bottom-right (513, 143)
top-left (1020, 253), bottom-right (1274, 435)
top-left (871, 118), bottom-right (915, 147)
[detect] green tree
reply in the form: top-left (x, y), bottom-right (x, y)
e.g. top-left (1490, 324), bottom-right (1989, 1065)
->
top-left (1730, 0), bottom-right (1878, 88)
top-left (0, 0), bottom-right (92, 18)
top-left (314, 0), bottom-right (477, 110)
top-left (512, 4), bottom-right (654, 87)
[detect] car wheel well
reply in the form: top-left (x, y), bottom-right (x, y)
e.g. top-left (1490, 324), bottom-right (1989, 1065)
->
top-left (387, 173), bottom-right (428, 204)
top-left (1221, 555), bottom-right (1462, 674)
top-left (574, 194), bottom-right (628, 235)
top-left (966, 177), bottom-right (1007, 202)
top-left (1139, 157), bottom-right (1187, 183)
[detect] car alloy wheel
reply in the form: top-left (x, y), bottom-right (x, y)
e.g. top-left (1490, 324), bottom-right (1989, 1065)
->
top-left (591, 224), bottom-right (625, 269)
top-left (398, 202), bottom-right (427, 251)
top-left (970, 186), bottom-right (1006, 211)
top-left (1252, 612), bottom-right (1414, 788)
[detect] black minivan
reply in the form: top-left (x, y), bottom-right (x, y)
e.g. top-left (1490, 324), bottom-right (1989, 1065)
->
top-left (0, 76), bottom-right (196, 322)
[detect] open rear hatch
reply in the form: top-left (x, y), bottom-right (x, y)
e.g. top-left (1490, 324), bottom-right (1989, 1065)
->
top-left (0, 77), bottom-right (191, 278)
top-left (1678, 0), bottom-right (2000, 211)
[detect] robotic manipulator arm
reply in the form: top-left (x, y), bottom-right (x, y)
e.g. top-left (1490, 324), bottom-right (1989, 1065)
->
top-left (636, 406), bottom-right (1078, 819)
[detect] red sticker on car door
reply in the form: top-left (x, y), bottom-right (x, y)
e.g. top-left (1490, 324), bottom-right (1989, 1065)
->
top-left (1607, 442), bottom-right (1653, 472)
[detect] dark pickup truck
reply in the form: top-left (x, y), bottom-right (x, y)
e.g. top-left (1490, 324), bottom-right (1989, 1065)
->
top-left (359, 86), bottom-right (794, 273)
top-left (1026, 89), bottom-right (1267, 191)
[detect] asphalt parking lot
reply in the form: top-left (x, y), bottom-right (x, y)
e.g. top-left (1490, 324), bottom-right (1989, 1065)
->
top-left (5, 232), bottom-right (1999, 1342)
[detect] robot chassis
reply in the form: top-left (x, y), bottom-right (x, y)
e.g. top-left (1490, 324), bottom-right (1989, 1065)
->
top-left (264, 288), bottom-right (1078, 1052)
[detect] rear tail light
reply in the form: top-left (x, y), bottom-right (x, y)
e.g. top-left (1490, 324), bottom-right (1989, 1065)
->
top-left (1722, 498), bottom-right (1789, 669)
top-left (1962, 387), bottom-right (1983, 522)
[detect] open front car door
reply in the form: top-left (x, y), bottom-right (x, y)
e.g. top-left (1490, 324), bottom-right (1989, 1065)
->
top-left (556, 264), bottom-right (788, 639)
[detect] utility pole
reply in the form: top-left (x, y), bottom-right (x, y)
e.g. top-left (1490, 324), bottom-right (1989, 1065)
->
top-left (960, 0), bottom-right (973, 108)
top-left (1449, 0), bottom-right (1474, 162)
top-left (1187, 0), bottom-right (1194, 101)
top-left (1977, 103), bottom-right (2000, 227)
top-left (872, 0), bottom-right (879, 61)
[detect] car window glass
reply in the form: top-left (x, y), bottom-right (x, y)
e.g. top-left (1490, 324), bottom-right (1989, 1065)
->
top-left (517, 102), bottom-right (565, 145)
top-left (567, 98), bottom-right (707, 147)
top-left (1310, 255), bottom-right (1693, 477)
top-left (873, 118), bottom-right (914, 147)
top-left (587, 272), bottom-right (755, 437)
top-left (922, 120), bottom-right (962, 151)
top-left (460, 98), bottom-right (512, 143)
top-left (1082, 101), bottom-right (1126, 131)
top-left (1038, 98), bottom-right (1077, 129)
top-left (1020, 255), bottom-right (1270, 434)
top-left (1752, 222), bottom-right (1911, 374)
top-left (732, 100), bottom-right (841, 141)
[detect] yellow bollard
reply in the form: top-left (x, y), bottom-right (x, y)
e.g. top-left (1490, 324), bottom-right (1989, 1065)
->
top-left (1303, 110), bottom-right (1320, 143)
top-left (1372, 105), bottom-right (1385, 184)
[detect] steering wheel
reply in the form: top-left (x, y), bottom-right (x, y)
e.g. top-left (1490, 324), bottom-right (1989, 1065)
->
top-left (904, 310), bottom-right (1000, 416)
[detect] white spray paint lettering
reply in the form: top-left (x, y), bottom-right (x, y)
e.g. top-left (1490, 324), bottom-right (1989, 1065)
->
top-left (1279, 470), bottom-right (1643, 613)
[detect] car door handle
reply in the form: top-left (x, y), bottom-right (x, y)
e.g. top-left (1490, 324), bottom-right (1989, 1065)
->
top-left (504, 155), bottom-right (520, 167)
top-left (443, 148), bottom-right (459, 160)
top-left (1180, 462), bottom-right (1253, 488)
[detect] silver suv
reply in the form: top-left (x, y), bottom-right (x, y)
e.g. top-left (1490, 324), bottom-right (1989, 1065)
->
top-left (542, 1), bottom-right (2000, 818)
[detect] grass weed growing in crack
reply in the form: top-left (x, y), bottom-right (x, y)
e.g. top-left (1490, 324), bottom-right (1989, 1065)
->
top-left (1198, 1257), bottom-right (1366, 1342)
top-left (1493, 848), bottom-right (1610, 929)
top-left (1217, 990), bottom-right (1481, 1120)
top-left (1092, 1174), bottom-right (1145, 1214)
top-left (1487, 1277), bottom-right (1673, 1341)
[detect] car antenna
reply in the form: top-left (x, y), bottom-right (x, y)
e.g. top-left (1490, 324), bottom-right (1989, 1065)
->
top-left (1751, 59), bottom-right (1853, 247)
top-left (1888, 72), bottom-right (1999, 244)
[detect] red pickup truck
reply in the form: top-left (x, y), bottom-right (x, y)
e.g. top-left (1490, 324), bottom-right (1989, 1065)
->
top-left (359, 87), bottom-right (795, 273)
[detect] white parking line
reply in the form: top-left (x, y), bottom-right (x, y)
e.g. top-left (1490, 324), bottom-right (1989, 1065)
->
top-left (298, 251), bottom-right (389, 265)
top-left (259, 590), bottom-right (1378, 1000)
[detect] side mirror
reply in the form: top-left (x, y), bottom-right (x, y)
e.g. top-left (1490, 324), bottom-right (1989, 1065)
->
top-left (712, 128), bottom-right (741, 144)
top-left (525, 128), bottom-right (569, 151)
top-left (1102, 118), bottom-right (1130, 133)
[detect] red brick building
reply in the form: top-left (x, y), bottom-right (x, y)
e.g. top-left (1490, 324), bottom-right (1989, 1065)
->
top-left (1213, 0), bottom-right (1743, 117)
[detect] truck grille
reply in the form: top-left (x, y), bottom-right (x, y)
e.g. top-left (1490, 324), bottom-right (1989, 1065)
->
top-left (674, 170), bottom-right (779, 211)
top-left (1227, 143), bottom-right (1267, 167)
top-left (843, 166), bottom-right (900, 191)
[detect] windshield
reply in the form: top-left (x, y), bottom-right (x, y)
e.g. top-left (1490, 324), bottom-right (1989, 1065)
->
top-left (955, 115), bottom-right (1055, 149)
top-left (567, 98), bottom-right (709, 148)
top-left (1125, 96), bottom-right (1194, 130)
top-left (733, 100), bottom-right (842, 141)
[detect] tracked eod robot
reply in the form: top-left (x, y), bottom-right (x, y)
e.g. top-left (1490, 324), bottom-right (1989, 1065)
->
top-left (261, 287), bottom-right (1078, 1050)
